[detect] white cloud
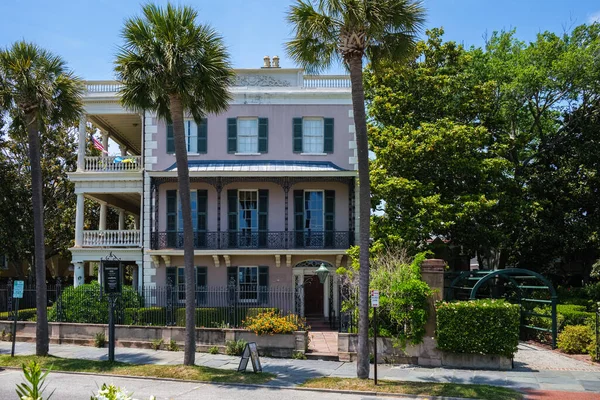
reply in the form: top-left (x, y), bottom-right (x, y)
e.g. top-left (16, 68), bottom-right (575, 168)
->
top-left (588, 11), bottom-right (600, 24)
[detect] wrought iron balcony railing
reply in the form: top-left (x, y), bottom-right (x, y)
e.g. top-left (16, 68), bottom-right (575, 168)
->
top-left (151, 231), bottom-right (353, 250)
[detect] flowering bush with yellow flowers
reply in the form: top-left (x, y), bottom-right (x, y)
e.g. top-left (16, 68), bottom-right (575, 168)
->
top-left (244, 311), bottom-right (308, 335)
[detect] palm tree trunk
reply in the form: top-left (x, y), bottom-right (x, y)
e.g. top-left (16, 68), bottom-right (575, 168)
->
top-left (25, 111), bottom-right (48, 356)
top-left (169, 94), bottom-right (196, 366)
top-left (349, 55), bottom-right (371, 379)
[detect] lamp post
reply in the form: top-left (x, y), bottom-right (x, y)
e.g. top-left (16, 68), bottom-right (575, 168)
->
top-left (316, 263), bottom-right (330, 284)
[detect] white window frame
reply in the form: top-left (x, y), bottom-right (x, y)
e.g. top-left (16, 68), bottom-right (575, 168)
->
top-left (237, 266), bottom-right (259, 303)
top-left (301, 117), bottom-right (325, 155)
top-left (184, 119), bottom-right (199, 154)
top-left (236, 117), bottom-right (259, 154)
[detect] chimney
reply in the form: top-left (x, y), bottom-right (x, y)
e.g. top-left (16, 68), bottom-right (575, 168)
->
top-left (263, 55), bottom-right (271, 68)
top-left (272, 55), bottom-right (280, 68)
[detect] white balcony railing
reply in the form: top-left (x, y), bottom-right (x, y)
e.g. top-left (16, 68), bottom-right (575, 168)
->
top-left (303, 75), bottom-right (351, 88)
top-left (84, 156), bottom-right (142, 172)
top-left (86, 81), bottom-right (123, 93)
top-left (83, 230), bottom-right (141, 247)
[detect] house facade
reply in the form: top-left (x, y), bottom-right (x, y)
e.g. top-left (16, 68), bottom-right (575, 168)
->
top-left (68, 62), bottom-right (357, 322)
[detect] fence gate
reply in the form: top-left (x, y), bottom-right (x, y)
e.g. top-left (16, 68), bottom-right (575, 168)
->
top-left (445, 268), bottom-right (558, 348)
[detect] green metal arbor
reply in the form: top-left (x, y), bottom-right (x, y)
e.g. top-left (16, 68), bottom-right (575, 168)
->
top-left (445, 268), bottom-right (558, 348)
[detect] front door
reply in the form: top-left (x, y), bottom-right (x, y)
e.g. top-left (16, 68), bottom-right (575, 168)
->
top-left (304, 275), bottom-right (324, 316)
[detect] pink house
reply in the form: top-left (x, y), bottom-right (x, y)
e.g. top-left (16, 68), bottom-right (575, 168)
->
top-left (68, 62), bottom-right (357, 325)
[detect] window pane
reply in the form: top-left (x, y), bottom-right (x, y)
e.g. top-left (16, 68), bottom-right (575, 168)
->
top-left (177, 267), bottom-right (185, 301)
top-left (238, 266), bottom-right (258, 301)
top-left (302, 118), bottom-right (324, 153)
top-left (185, 120), bottom-right (198, 153)
top-left (304, 191), bottom-right (324, 247)
top-left (178, 191), bottom-right (198, 232)
top-left (237, 118), bottom-right (258, 153)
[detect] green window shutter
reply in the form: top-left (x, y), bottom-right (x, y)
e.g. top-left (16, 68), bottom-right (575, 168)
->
top-left (324, 118), bottom-right (334, 153)
top-left (325, 190), bottom-right (335, 247)
top-left (294, 190), bottom-right (304, 247)
top-left (293, 118), bottom-right (303, 153)
top-left (227, 118), bottom-right (237, 153)
top-left (227, 189), bottom-right (238, 248)
top-left (258, 189), bottom-right (268, 247)
top-left (196, 266), bottom-right (207, 305)
top-left (167, 123), bottom-right (174, 153)
top-left (196, 190), bottom-right (208, 248)
top-left (227, 266), bottom-right (238, 287)
top-left (258, 266), bottom-right (269, 304)
top-left (197, 118), bottom-right (207, 154)
top-left (166, 266), bottom-right (177, 287)
top-left (258, 118), bottom-right (268, 153)
top-left (166, 190), bottom-right (177, 248)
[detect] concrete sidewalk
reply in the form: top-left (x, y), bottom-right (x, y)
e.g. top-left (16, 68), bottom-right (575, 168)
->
top-left (2, 342), bottom-right (600, 394)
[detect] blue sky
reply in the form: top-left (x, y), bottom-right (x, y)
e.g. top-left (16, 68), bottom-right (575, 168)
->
top-left (1, 0), bottom-right (599, 79)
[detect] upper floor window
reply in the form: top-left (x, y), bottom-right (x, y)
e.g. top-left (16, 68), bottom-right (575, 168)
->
top-left (0, 254), bottom-right (7, 270)
top-left (166, 119), bottom-right (207, 154)
top-left (237, 118), bottom-right (259, 153)
top-left (293, 117), bottom-right (334, 154)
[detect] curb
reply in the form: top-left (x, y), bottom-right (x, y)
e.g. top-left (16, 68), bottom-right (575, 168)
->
top-left (0, 366), bottom-right (471, 400)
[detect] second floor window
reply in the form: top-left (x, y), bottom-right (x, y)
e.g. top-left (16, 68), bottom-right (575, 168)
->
top-left (178, 190), bottom-right (198, 231)
top-left (185, 120), bottom-right (198, 153)
top-left (238, 118), bottom-right (259, 153)
top-left (166, 119), bottom-right (207, 154)
top-left (302, 118), bottom-right (325, 154)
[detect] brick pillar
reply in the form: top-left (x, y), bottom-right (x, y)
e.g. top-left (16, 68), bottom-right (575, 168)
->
top-left (421, 259), bottom-right (445, 337)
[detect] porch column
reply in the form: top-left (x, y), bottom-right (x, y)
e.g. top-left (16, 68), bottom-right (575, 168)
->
top-left (133, 215), bottom-right (140, 229)
top-left (77, 115), bottom-right (87, 171)
top-left (132, 264), bottom-right (139, 290)
top-left (118, 209), bottom-right (126, 230)
top-left (99, 202), bottom-right (107, 231)
top-left (74, 262), bottom-right (84, 287)
top-left (74, 193), bottom-right (85, 246)
top-left (102, 132), bottom-right (109, 153)
top-left (137, 263), bottom-right (143, 290)
top-left (120, 145), bottom-right (128, 156)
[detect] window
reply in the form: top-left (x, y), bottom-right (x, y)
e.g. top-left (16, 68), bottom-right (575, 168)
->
top-left (304, 191), bottom-right (324, 247)
top-left (166, 266), bottom-right (207, 304)
top-left (237, 118), bottom-right (259, 153)
top-left (177, 191), bottom-right (198, 232)
top-left (0, 255), bottom-right (7, 270)
top-left (302, 118), bottom-right (324, 153)
top-left (185, 120), bottom-right (198, 153)
top-left (238, 266), bottom-right (258, 302)
top-left (238, 190), bottom-right (258, 247)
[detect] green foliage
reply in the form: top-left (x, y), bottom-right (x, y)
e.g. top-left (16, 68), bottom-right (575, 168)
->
top-left (225, 339), bottom-right (247, 356)
top-left (556, 305), bottom-right (595, 327)
top-left (292, 351), bottom-right (307, 360)
top-left (244, 311), bottom-right (305, 335)
top-left (48, 282), bottom-right (142, 324)
top-left (0, 308), bottom-right (38, 321)
top-left (94, 332), bottom-right (106, 348)
top-left (208, 346), bottom-right (219, 355)
top-left (167, 339), bottom-right (179, 352)
top-left (124, 307), bottom-right (166, 326)
top-left (16, 361), bottom-right (54, 400)
top-left (436, 300), bottom-right (520, 358)
top-left (557, 325), bottom-right (594, 354)
top-left (150, 339), bottom-right (163, 351)
top-left (583, 283), bottom-right (600, 302)
top-left (175, 307), bottom-right (279, 328)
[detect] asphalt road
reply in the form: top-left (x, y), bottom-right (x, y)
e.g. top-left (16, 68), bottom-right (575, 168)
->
top-left (0, 369), bottom-right (401, 400)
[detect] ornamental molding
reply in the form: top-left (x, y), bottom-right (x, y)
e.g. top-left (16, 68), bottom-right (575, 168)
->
top-left (234, 75), bottom-right (292, 87)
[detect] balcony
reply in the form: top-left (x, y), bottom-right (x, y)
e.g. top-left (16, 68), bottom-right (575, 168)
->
top-left (151, 231), bottom-right (353, 250)
top-left (83, 156), bottom-right (142, 172)
top-left (83, 230), bottom-right (141, 247)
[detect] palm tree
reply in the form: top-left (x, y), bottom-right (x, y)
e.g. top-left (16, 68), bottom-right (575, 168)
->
top-left (0, 42), bottom-right (84, 356)
top-left (115, 3), bottom-right (234, 366)
top-left (286, 0), bottom-right (425, 378)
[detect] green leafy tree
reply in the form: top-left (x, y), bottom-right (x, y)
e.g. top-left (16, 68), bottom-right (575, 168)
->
top-left (0, 42), bottom-right (83, 356)
top-left (115, 3), bottom-right (234, 365)
top-left (286, 0), bottom-right (426, 378)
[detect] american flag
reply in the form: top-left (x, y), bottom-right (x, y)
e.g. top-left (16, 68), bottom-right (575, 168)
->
top-left (91, 135), bottom-right (108, 153)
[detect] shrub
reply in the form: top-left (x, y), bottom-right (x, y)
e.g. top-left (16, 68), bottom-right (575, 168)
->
top-left (292, 351), bottom-right (307, 360)
top-left (167, 338), bottom-right (179, 351)
top-left (48, 282), bottom-right (142, 324)
top-left (557, 325), bottom-right (594, 354)
top-left (225, 339), bottom-right (247, 356)
top-left (584, 282), bottom-right (600, 302)
top-left (244, 311), bottom-right (304, 335)
top-left (124, 307), bottom-right (166, 326)
top-left (208, 346), bottom-right (219, 355)
top-left (0, 308), bottom-right (38, 321)
top-left (557, 304), bottom-right (595, 327)
top-left (94, 332), bottom-right (106, 348)
top-left (436, 299), bottom-right (520, 358)
top-left (175, 307), bottom-right (223, 327)
top-left (151, 338), bottom-right (163, 350)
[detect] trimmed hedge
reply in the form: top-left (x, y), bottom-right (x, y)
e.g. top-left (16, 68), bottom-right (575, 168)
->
top-left (557, 325), bottom-right (594, 354)
top-left (0, 308), bottom-right (38, 321)
top-left (124, 307), bottom-right (166, 326)
top-left (175, 307), bottom-right (279, 328)
top-left (556, 304), bottom-right (595, 327)
top-left (436, 300), bottom-right (520, 358)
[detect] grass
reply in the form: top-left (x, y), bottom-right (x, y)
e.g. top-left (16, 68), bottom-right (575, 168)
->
top-left (0, 355), bottom-right (273, 385)
top-left (300, 377), bottom-right (523, 400)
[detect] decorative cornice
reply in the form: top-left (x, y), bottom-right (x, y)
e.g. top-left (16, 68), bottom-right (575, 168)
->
top-left (235, 75), bottom-right (292, 87)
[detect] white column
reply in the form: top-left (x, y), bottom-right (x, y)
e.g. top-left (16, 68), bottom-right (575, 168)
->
top-left (77, 115), bottom-right (87, 171)
top-left (324, 274), bottom-right (329, 317)
top-left (98, 262), bottom-right (103, 285)
top-left (75, 193), bottom-right (85, 246)
top-left (102, 132), bottom-right (109, 153)
top-left (118, 209), bottom-right (126, 230)
top-left (74, 262), bottom-right (85, 287)
top-left (132, 264), bottom-right (139, 290)
top-left (99, 202), bottom-right (107, 231)
top-left (133, 215), bottom-right (140, 230)
top-left (120, 145), bottom-right (127, 156)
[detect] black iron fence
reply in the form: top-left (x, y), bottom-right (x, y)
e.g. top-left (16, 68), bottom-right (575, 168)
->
top-left (0, 280), bottom-right (296, 329)
top-left (338, 280), bottom-right (359, 333)
top-left (151, 231), bottom-right (353, 250)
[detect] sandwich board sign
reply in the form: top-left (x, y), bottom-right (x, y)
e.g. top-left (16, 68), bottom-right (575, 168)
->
top-left (237, 342), bottom-right (262, 373)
